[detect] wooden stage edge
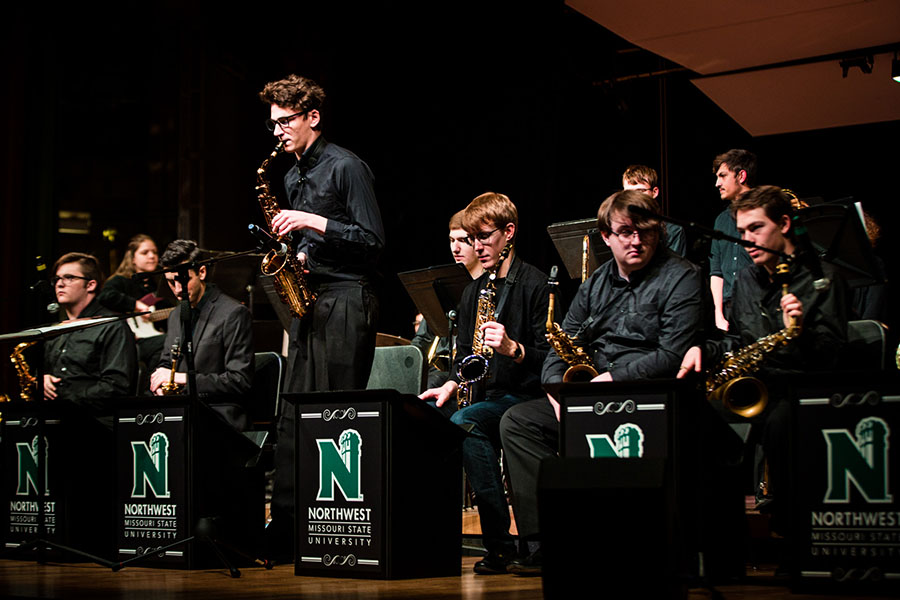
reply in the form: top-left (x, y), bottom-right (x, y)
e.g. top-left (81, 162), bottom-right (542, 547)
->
top-left (1, 557), bottom-right (898, 600)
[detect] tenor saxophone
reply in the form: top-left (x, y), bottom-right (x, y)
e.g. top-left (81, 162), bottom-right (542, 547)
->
top-left (544, 266), bottom-right (597, 382)
top-left (256, 141), bottom-right (316, 319)
top-left (705, 263), bottom-right (801, 418)
top-left (456, 243), bottom-right (511, 409)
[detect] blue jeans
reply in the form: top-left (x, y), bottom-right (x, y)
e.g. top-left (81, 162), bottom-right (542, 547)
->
top-left (451, 393), bottom-right (526, 554)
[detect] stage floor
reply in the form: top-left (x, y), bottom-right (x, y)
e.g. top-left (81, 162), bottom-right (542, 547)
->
top-left (1, 557), bottom-right (897, 600)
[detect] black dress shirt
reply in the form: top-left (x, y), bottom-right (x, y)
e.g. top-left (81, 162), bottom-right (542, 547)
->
top-left (543, 249), bottom-right (703, 383)
top-left (43, 297), bottom-right (137, 408)
top-left (451, 256), bottom-right (550, 400)
top-left (707, 261), bottom-right (848, 374)
top-left (284, 137), bottom-right (385, 282)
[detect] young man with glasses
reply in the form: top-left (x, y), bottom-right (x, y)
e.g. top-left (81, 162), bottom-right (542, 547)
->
top-left (419, 192), bottom-right (551, 574)
top-left (43, 253), bottom-right (137, 407)
top-left (258, 74), bottom-right (385, 559)
top-left (498, 189), bottom-right (702, 575)
top-left (622, 164), bottom-right (685, 256)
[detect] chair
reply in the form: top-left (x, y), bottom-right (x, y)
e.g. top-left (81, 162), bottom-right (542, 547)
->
top-left (366, 345), bottom-right (425, 396)
top-left (845, 319), bottom-right (890, 371)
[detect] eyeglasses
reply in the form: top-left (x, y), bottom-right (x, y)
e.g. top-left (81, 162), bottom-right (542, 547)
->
top-left (472, 228), bottom-right (500, 243)
top-left (51, 274), bottom-right (90, 286)
top-left (265, 111), bottom-right (307, 132)
top-left (611, 227), bottom-right (657, 241)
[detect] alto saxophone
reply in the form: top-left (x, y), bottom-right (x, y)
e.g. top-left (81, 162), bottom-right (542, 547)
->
top-left (456, 244), bottom-right (511, 409)
top-left (160, 342), bottom-right (185, 396)
top-left (10, 341), bottom-right (38, 401)
top-left (544, 266), bottom-right (598, 382)
top-left (256, 141), bottom-right (316, 319)
top-left (705, 263), bottom-right (801, 418)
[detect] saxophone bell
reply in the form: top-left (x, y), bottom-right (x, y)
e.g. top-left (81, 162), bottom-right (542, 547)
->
top-left (709, 376), bottom-right (768, 418)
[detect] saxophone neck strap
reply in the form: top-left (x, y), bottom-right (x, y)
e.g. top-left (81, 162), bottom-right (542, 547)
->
top-left (297, 136), bottom-right (327, 181)
top-left (492, 254), bottom-right (520, 320)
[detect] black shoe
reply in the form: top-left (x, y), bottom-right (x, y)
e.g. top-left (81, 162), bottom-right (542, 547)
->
top-left (507, 549), bottom-right (542, 576)
top-left (473, 551), bottom-right (513, 575)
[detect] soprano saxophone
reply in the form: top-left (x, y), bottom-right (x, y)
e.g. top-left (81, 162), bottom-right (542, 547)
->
top-left (705, 263), bottom-right (800, 418)
top-left (456, 244), bottom-right (511, 409)
top-left (256, 141), bottom-right (316, 319)
top-left (544, 266), bottom-right (598, 382)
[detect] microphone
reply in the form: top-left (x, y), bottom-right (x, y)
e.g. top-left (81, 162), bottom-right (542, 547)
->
top-left (791, 213), bottom-right (830, 292)
top-left (248, 224), bottom-right (288, 256)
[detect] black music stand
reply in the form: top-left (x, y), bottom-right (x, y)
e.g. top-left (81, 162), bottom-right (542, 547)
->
top-left (120, 250), bottom-right (270, 576)
top-left (546, 218), bottom-right (609, 281)
top-left (1, 315), bottom-right (138, 568)
top-left (397, 263), bottom-right (471, 339)
top-left (798, 200), bottom-right (884, 287)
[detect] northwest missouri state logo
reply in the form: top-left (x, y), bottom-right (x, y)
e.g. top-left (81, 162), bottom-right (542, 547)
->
top-left (131, 432), bottom-right (170, 498)
top-left (16, 436), bottom-right (49, 496)
top-left (586, 423), bottom-right (645, 458)
top-left (822, 417), bottom-right (892, 504)
top-left (317, 429), bottom-right (363, 502)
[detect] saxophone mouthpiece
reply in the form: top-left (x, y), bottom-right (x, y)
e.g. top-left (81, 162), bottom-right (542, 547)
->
top-left (275, 140), bottom-right (285, 153)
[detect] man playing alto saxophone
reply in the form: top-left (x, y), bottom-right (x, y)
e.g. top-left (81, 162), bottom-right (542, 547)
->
top-left (499, 189), bottom-right (703, 575)
top-left (259, 74), bottom-right (385, 560)
top-left (678, 185), bottom-right (848, 535)
top-left (419, 192), bottom-right (550, 575)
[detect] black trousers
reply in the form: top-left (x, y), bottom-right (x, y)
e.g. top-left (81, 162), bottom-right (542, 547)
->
top-left (271, 281), bottom-right (378, 526)
top-left (499, 397), bottom-right (559, 540)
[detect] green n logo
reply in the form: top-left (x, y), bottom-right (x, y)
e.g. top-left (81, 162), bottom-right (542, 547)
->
top-left (16, 436), bottom-right (49, 496)
top-left (586, 423), bottom-right (645, 458)
top-left (317, 429), bottom-right (363, 501)
top-left (131, 432), bottom-right (170, 498)
top-left (822, 417), bottom-right (891, 504)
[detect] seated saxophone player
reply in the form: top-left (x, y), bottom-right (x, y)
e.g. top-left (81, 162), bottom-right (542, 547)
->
top-left (259, 74), bottom-right (385, 559)
top-left (418, 192), bottom-right (551, 575)
top-left (410, 209), bottom-right (484, 408)
top-left (677, 185), bottom-right (848, 534)
top-left (499, 189), bottom-right (703, 575)
top-left (43, 253), bottom-right (137, 408)
top-left (149, 240), bottom-right (254, 431)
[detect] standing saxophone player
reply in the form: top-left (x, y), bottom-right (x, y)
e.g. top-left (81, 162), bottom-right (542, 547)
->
top-left (419, 192), bottom-right (550, 575)
top-left (259, 74), bottom-right (385, 559)
top-left (678, 185), bottom-right (848, 536)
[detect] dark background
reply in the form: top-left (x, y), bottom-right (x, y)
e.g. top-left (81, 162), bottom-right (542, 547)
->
top-left (3, 2), bottom-right (897, 391)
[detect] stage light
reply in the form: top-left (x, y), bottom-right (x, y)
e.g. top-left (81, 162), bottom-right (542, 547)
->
top-left (840, 55), bottom-right (873, 78)
top-left (892, 52), bottom-right (900, 83)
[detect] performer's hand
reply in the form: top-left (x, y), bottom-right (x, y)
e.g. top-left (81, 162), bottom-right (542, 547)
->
top-left (272, 210), bottom-right (328, 237)
top-left (781, 293), bottom-right (803, 329)
top-left (480, 321), bottom-right (518, 358)
top-left (590, 372), bottom-right (613, 383)
top-left (677, 346), bottom-right (703, 378)
top-left (419, 381), bottom-right (458, 408)
top-left (547, 393), bottom-right (561, 422)
top-left (43, 374), bottom-right (61, 400)
top-left (714, 310), bottom-right (730, 332)
top-left (149, 367), bottom-right (170, 394)
top-left (135, 300), bottom-right (151, 322)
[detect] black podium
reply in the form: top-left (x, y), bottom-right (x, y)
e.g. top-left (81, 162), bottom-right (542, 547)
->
top-left (2, 401), bottom-right (114, 560)
top-left (791, 372), bottom-right (900, 595)
top-left (113, 398), bottom-right (263, 569)
top-left (540, 380), bottom-right (745, 598)
top-left (287, 389), bottom-right (464, 579)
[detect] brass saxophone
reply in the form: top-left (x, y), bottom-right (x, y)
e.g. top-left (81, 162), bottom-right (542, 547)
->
top-left (256, 141), bottom-right (316, 319)
top-left (544, 266), bottom-right (598, 382)
top-left (10, 341), bottom-right (38, 400)
top-left (456, 244), bottom-right (511, 409)
top-left (705, 263), bottom-right (800, 418)
top-left (160, 342), bottom-right (185, 396)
